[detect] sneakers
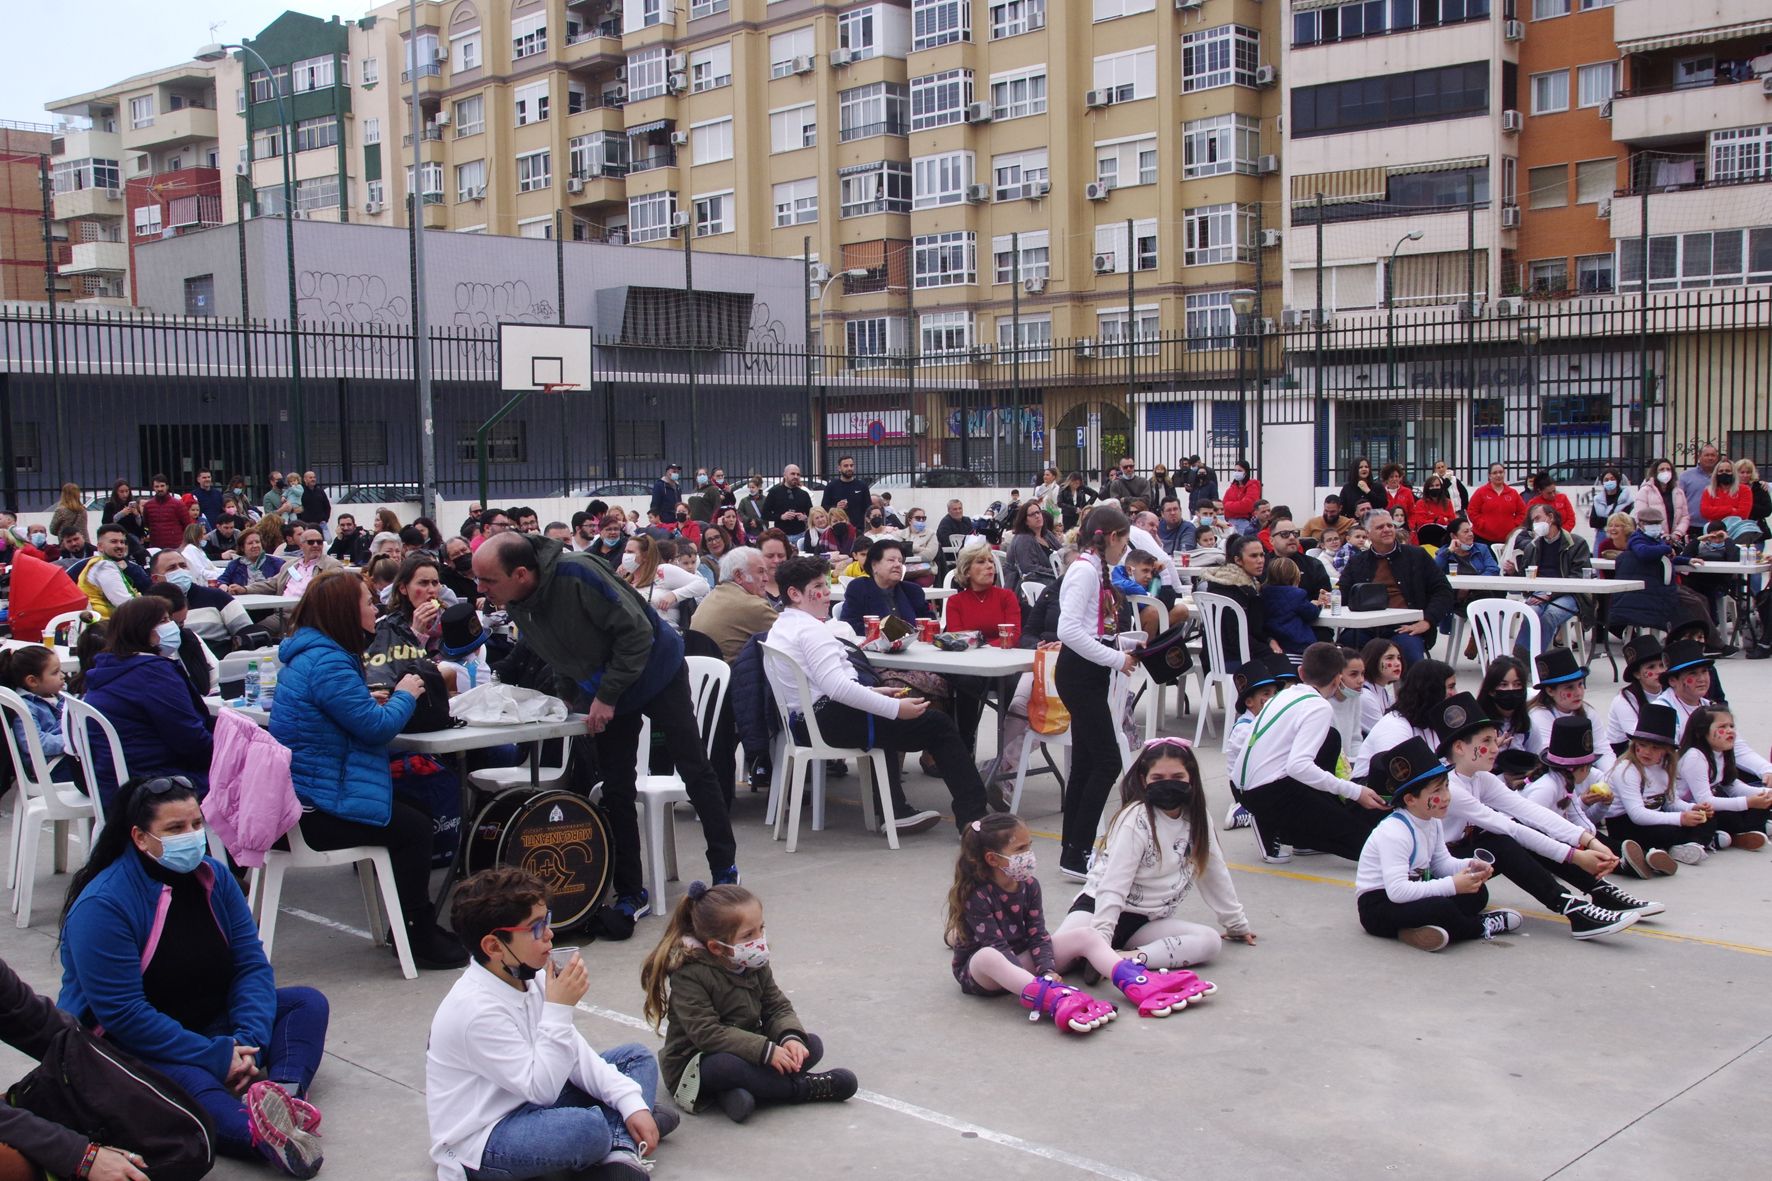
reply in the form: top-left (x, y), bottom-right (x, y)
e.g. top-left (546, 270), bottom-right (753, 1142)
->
top-left (1398, 926), bottom-right (1450, 952)
top-left (649, 1105), bottom-right (680, 1143)
top-left (747, 760), bottom-right (772, 791)
top-left (790, 1068), bottom-right (859, 1104)
top-left (713, 865), bottom-right (741, 886)
top-left (1671, 842), bottom-right (1709, 865)
top-left (825, 759), bottom-right (851, 778)
top-left (1645, 847), bottom-right (1679, 876)
top-left (1481, 909), bottom-right (1524, 939)
top-left (1223, 801), bottom-right (1252, 830)
top-left (1560, 893), bottom-right (1640, 940)
top-left (1620, 840), bottom-right (1679, 878)
top-left (890, 809), bottom-right (942, 835)
top-left (716, 1087), bottom-right (757, 1124)
top-left (246, 1081), bottom-right (323, 1179)
top-left (1058, 846), bottom-right (1090, 882)
top-left (1713, 831), bottom-right (1733, 851)
top-left (1246, 812), bottom-right (1292, 864)
top-left (404, 922), bottom-right (469, 970)
top-left (588, 1148), bottom-right (652, 1179)
top-left (612, 889), bottom-right (652, 921)
top-left (1587, 879), bottom-right (1665, 918)
top-left (1731, 830), bottom-right (1768, 852)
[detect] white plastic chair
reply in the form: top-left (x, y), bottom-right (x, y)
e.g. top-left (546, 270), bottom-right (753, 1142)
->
top-left (1049, 552), bottom-right (1066, 579)
top-left (254, 821), bottom-right (417, 980)
top-left (759, 642), bottom-right (896, 852)
top-left (1007, 667), bottom-right (1141, 814)
top-left (1021, 581), bottom-right (1047, 608)
top-left (1190, 592), bottom-right (1251, 745)
top-left (0, 689), bottom-right (101, 928)
top-left (1467, 598), bottom-right (1543, 670)
top-left (42, 611), bottom-right (89, 649)
top-left (467, 733), bottom-right (571, 792)
top-left (62, 695), bottom-right (127, 821)
top-left (632, 656), bottom-right (729, 909)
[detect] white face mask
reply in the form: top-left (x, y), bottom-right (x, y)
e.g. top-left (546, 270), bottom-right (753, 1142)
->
top-left (1656, 470), bottom-right (1673, 485)
top-left (1643, 523), bottom-right (1665, 538)
top-left (155, 621), bottom-right (182, 653)
top-left (722, 935), bottom-right (769, 971)
top-left (619, 552), bottom-right (639, 572)
top-left (1532, 520), bottom-right (1551, 538)
top-left (995, 850), bottom-right (1037, 882)
top-left (911, 519), bottom-right (927, 532)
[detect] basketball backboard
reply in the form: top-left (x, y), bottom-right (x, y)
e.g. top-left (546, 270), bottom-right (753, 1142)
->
top-left (498, 323), bottom-right (594, 392)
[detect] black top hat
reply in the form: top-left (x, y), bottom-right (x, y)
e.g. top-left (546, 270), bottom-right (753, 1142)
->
top-left (1621, 633), bottom-right (1664, 678)
top-left (439, 601), bottom-right (488, 658)
top-left (1660, 639), bottom-right (1712, 677)
top-left (1429, 692), bottom-right (1493, 755)
top-left (1235, 653), bottom-right (1297, 712)
top-left (1379, 737), bottom-right (1454, 805)
top-left (1543, 714), bottom-right (1600, 767)
top-left (1533, 647), bottom-right (1587, 688)
top-left (1494, 747), bottom-right (1543, 778)
top-left (1627, 702), bottom-right (1680, 747)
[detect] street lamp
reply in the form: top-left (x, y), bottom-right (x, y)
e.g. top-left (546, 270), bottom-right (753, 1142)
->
top-left (1229, 287), bottom-right (1256, 447)
top-left (197, 40), bottom-right (303, 473)
top-left (1385, 228), bottom-right (1424, 392)
top-left (815, 267), bottom-right (870, 363)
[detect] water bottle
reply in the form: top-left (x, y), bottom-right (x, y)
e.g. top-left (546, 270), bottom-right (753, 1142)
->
top-left (244, 660), bottom-right (260, 705)
top-left (259, 662), bottom-right (278, 710)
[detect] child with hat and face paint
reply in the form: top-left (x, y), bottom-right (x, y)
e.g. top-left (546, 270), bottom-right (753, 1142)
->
top-left (1605, 635), bottom-right (1666, 755)
top-left (1524, 715), bottom-right (1620, 843)
top-left (1524, 648), bottom-right (1617, 779)
top-left (1602, 703), bottom-right (1717, 878)
top-left (1673, 705), bottom-right (1772, 853)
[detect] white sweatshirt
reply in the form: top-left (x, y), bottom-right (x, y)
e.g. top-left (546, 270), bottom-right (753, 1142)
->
top-left (1526, 702), bottom-right (1616, 777)
top-left (1652, 689), bottom-right (1772, 780)
top-left (1056, 554), bottom-right (1124, 669)
top-left (1674, 747), bottom-right (1756, 812)
top-left (1359, 682), bottom-right (1394, 735)
top-left (1223, 710), bottom-right (1255, 790)
top-left (1355, 810), bottom-right (1466, 902)
top-left (1443, 768), bottom-right (1579, 863)
top-left (1353, 713), bottom-right (1434, 780)
top-left (1521, 768), bottom-right (1602, 834)
top-left (427, 963), bottom-right (648, 1181)
top-left (1602, 759), bottom-right (1692, 827)
top-left (1604, 691), bottom-right (1645, 752)
top-left (1238, 684), bottom-right (1364, 801)
top-left (1080, 804), bottom-right (1249, 940)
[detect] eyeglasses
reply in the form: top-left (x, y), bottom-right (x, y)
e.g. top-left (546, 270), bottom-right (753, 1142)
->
top-left (493, 910), bottom-right (553, 941)
top-left (1273, 529), bottom-right (1299, 539)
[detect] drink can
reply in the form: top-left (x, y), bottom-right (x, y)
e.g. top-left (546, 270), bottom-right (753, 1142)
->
top-left (918, 617), bottom-right (940, 643)
top-left (864, 615), bottom-right (882, 642)
top-left (997, 623), bottom-right (1017, 648)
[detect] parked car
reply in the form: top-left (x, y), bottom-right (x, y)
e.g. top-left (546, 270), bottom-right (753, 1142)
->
top-left (326, 483), bottom-right (423, 504)
top-left (554, 482), bottom-right (652, 499)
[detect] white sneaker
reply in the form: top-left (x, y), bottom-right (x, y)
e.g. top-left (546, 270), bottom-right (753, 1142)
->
top-left (1671, 842), bottom-right (1708, 865)
top-left (890, 810), bottom-right (942, 835)
top-left (1223, 801), bottom-right (1252, 829)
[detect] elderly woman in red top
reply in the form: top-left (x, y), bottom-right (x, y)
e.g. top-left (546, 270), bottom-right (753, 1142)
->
top-left (944, 543), bottom-right (1021, 636)
top-left (1698, 456), bottom-right (1755, 528)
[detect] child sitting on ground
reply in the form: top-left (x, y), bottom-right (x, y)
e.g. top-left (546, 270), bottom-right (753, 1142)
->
top-left (0, 644), bottom-right (78, 782)
top-left (1259, 556), bottom-right (1330, 655)
top-left (1602, 704), bottom-right (1714, 878)
top-left (1223, 654), bottom-right (1295, 829)
top-left (642, 882), bottom-right (856, 1125)
top-left (1672, 705), bottom-right (1772, 852)
top-left (427, 868), bottom-right (672, 1181)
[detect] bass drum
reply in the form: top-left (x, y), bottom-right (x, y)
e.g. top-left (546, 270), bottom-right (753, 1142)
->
top-left (465, 790), bottom-right (612, 932)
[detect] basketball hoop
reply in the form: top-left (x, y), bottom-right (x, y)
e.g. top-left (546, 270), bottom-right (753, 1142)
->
top-left (541, 383), bottom-right (580, 396)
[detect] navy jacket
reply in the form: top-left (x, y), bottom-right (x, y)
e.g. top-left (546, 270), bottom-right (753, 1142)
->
top-left (730, 633), bottom-right (780, 758)
top-left (650, 477), bottom-right (683, 521)
top-left (838, 577), bottom-right (932, 632)
top-left (79, 652), bottom-right (214, 812)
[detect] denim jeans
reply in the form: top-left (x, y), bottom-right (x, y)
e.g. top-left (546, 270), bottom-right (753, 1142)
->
top-left (467, 1043), bottom-right (658, 1181)
top-left (146, 986), bottom-right (330, 1160)
top-left (1520, 595), bottom-right (1580, 653)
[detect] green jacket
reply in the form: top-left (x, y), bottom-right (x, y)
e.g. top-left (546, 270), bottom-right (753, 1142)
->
top-left (500, 534), bottom-right (679, 710)
top-left (660, 949), bottom-right (806, 1110)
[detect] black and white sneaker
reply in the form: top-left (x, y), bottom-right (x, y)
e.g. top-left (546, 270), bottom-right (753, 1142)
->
top-left (1587, 880), bottom-right (1664, 918)
top-left (890, 809), bottom-right (942, 835)
top-left (1246, 811), bottom-right (1292, 864)
top-left (1480, 908), bottom-right (1523, 939)
top-left (1058, 846), bottom-right (1090, 882)
top-left (1560, 893), bottom-right (1640, 940)
top-left (1223, 800), bottom-right (1252, 830)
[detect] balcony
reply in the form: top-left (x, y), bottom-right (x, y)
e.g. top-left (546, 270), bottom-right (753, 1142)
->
top-left (839, 119), bottom-right (908, 144)
top-left (1613, 0), bottom-right (1771, 49)
top-left (565, 167), bottom-right (627, 206)
top-left (60, 240), bottom-right (129, 276)
top-left (625, 8), bottom-right (679, 51)
top-left (628, 148), bottom-right (677, 174)
top-left (401, 61), bottom-right (444, 97)
top-left (121, 105), bottom-right (218, 153)
top-left (1611, 75), bottom-right (1772, 146)
top-left (563, 23), bottom-right (623, 66)
top-left (53, 185), bottom-right (124, 222)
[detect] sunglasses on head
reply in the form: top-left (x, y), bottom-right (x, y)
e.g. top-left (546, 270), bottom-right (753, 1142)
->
top-left (138, 775), bottom-right (195, 797)
top-left (493, 910), bottom-right (553, 942)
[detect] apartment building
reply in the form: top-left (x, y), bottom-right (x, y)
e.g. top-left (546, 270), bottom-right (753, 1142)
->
top-left (46, 63), bottom-right (224, 305)
top-left (0, 122), bottom-right (71, 303)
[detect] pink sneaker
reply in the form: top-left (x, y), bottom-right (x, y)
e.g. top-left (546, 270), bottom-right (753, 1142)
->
top-left (246, 1080), bottom-right (323, 1178)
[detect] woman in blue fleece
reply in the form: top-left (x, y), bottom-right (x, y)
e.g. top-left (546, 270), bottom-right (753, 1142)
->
top-left (1259, 555), bottom-right (1328, 655)
top-left (58, 776), bottom-right (330, 1177)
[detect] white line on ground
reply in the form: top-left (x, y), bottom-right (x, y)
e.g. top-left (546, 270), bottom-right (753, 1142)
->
top-left (279, 907), bottom-right (381, 938)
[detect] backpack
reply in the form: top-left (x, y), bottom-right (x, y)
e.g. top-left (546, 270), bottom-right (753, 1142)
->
top-left (364, 614), bottom-right (457, 732)
top-left (7, 1025), bottom-right (216, 1181)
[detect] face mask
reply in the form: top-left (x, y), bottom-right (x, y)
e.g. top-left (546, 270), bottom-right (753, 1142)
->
top-left (912, 520), bottom-right (927, 532)
top-left (1490, 688), bottom-right (1526, 712)
top-left (676, 512), bottom-right (689, 522)
top-left (455, 555), bottom-right (474, 573)
top-left (502, 946), bottom-right (540, 983)
top-left (1532, 521), bottom-right (1551, 538)
top-left (166, 569), bottom-right (195, 592)
top-left (868, 516), bottom-right (884, 528)
top-left (1656, 470), bottom-right (1673, 485)
top-left (150, 829), bottom-right (207, 875)
top-left (1642, 523), bottom-right (1665, 538)
top-left (696, 474), bottom-right (709, 487)
top-left (723, 935), bottom-right (770, 971)
top-left (619, 553), bottom-right (639, 572)
top-left (1718, 474), bottom-right (1735, 486)
top-left (1233, 471), bottom-right (1247, 483)
top-left (995, 850), bottom-right (1037, 883)
top-left (29, 532), bottom-right (45, 546)
top-left (155, 621), bottom-right (182, 653)
top-left (1145, 781), bottom-right (1193, 811)
top-left (1603, 481), bottom-right (1618, 494)
top-left (1199, 514), bottom-right (1216, 527)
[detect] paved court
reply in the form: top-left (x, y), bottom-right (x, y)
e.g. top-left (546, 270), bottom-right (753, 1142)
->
top-left (3, 657), bottom-right (1768, 1181)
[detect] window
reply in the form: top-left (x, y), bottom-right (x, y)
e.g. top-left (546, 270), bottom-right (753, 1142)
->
top-left (1093, 48), bottom-right (1157, 103)
top-left (1097, 135), bottom-right (1158, 188)
top-left (1183, 203), bottom-right (1251, 266)
top-left (1528, 258), bottom-right (1569, 294)
top-left (992, 149), bottom-right (1049, 199)
top-left (1527, 164), bottom-right (1566, 209)
top-left (129, 95), bottom-right (154, 128)
top-left (635, 0), bottom-right (674, 27)
top-left (910, 70), bottom-right (972, 130)
top-left (252, 127), bottom-right (285, 161)
top-left (365, 179), bottom-right (384, 207)
top-left (1097, 306), bottom-right (1161, 356)
top-left (512, 14), bottom-right (547, 59)
top-left (296, 175), bottom-right (339, 212)
top-left (773, 178), bottom-right (818, 225)
top-left (406, 162), bottom-right (444, 204)
top-left (1532, 0), bottom-right (1569, 16)
top-left (1575, 253), bottom-right (1614, 294)
top-left (629, 192), bottom-right (678, 242)
top-left (1095, 220), bottom-right (1158, 272)
top-left (997, 315), bottom-right (1052, 361)
top-left (458, 420), bottom-right (528, 464)
top-left (690, 44), bottom-right (733, 92)
top-left (236, 87), bottom-right (247, 114)
top-left (694, 191), bottom-right (734, 236)
top-left (991, 0), bottom-right (1045, 39)
top-left (1619, 228), bottom-right (1772, 292)
top-left (51, 158), bottom-right (120, 193)
top-left (363, 117), bottom-right (381, 145)
top-left (290, 55), bottom-right (336, 93)
top-left (1185, 292), bottom-right (1235, 351)
top-left (847, 316), bottom-right (909, 365)
top-left (293, 116), bottom-right (338, 154)
top-left (456, 160), bottom-right (486, 202)
top-left (1292, 0), bottom-right (1492, 48)
top-left (250, 66), bottom-right (290, 104)
top-left (1145, 403), bottom-right (1196, 433)
top-left (1576, 62), bottom-right (1617, 109)
top-left (1181, 26), bottom-right (1260, 92)
top-left (629, 48), bottom-right (669, 100)
top-left (517, 150), bottom-right (552, 192)
top-left (839, 7), bottom-right (880, 60)
top-left (454, 33), bottom-right (481, 72)
top-left (1575, 159), bottom-right (1614, 204)
top-left (570, 132), bottom-right (628, 178)
top-left (840, 83), bottom-right (909, 141)
top-left (1292, 62), bottom-right (1488, 137)
top-left (515, 81), bottom-right (549, 125)
top-left (769, 27), bottom-right (814, 78)
top-left (133, 204), bottom-right (162, 238)
top-left (693, 118), bottom-right (733, 164)
top-left (690, 0), bottom-right (729, 16)
top-left (912, 0), bottom-right (970, 51)
top-left (989, 68), bottom-right (1047, 120)
top-left (1182, 116), bottom-right (1259, 179)
top-left (770, 104), bottom-right (818, 152)
top-left (362, 58), bottom-right (379, 84)
top-left (919, 311), bottom-right (974, 361)
top-left (454, 96), bottom-right (484, 136)
top-left (839, 161), bottom-right (912, 216)
top-left (914, 231), bottom-right (976, 288)
top-left (255, 184), bottom-right (288, 216)
top-left (1711, 126), bottom-right (1772, 184)
top-left (992, 231), bottom-right (1050, 284)
top-left (1094, 0), bottom-right (1155, 18)
top-left (913, 151), bottom-right (974, 209)
top-left (1531, 71), bottom-right (1568, 114)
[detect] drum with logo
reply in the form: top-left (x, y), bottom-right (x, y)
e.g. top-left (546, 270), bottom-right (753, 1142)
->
top-left (464, 790), bottom-right (612, 932)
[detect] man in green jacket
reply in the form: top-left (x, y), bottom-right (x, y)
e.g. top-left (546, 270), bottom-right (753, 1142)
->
top-left (473, 533), bottom-right (739, 921)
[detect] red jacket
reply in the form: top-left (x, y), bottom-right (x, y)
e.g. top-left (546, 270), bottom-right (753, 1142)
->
top-left (1525, 492), bottom-right (1576, 532)
top-left (1466, 482), bottom-right (1527, 543)
top-left (1382, 484), bottom-right (1416, 519)
top-left (1408, 497), bottom-right (1457, 537)
top-left (1221, 477), bottom-right (1262, 521)
top-left (140, 493), bottom-right (190, 550)
top-left (1698, 485), bottom-right (1753, 524)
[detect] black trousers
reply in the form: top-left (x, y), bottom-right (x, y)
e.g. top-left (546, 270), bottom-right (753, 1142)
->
top-left (1054, 648), bottom-right (1118, 857)
top-left (1240, 727), bottom-right (1381, 861)
top-left (1604, 813), bottom-right (1715, 851)
top-left (595, 665), bottom-right (738, 898)
top-left (300, 796), bottom-right (436, 920)
top-left (709, 691), bottom-right (740, 807)
top-left (804, 700), bottom-right (988, 831)
top-left (1358, 886), bottom-right (1490, 943)
top-left (1446, 830), bottom-right (1597, 912)
top-left (699, 1033), bottom-right (825, 1105)
top-left (1710, 808), bottom-right (1770, 838)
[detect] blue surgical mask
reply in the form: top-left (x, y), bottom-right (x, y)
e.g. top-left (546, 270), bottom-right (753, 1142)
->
top-left (1603, 480), bottom-right (1618, 494)
top-left (1643, 523), bottom-right (1665, 538)
top-left (155, 621), bottom-right (182, 653)
top-left (151, 828), bottom-right (207, 874)
top-left (166, 569), bottom-right (195, 592)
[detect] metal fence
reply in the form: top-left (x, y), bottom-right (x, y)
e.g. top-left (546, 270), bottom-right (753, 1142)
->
top-left (0, 285), bottom-right (1767, 509)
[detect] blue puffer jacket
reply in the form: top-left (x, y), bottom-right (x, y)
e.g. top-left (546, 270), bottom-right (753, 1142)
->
top-left (270, 627), bottom-right (417, 826)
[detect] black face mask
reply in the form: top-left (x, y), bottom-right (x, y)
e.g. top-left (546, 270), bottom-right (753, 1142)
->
top-left (500, 944), bottom-right (539, 983)
top-left (1490, 688), bottom-right (1526, 712)
top-left (1145, 781), bottom-right (1193, 811)
top-left (1718, 474), bottom-right (1735, 486)
top-left (454, 555), bottom-right (473, 573)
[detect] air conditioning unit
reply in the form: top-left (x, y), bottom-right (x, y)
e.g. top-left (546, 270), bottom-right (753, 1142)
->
top-left (364, 200), bottom-right (383, 214)
top-left (671, 210), bottom-right (691, 228)
top-left (1494, 297), bottom-right (1526, 317)
top-left (1176, 0), bottom-right (1203, 9)
top-left (1257, 154), bottom-right (1279, 175)
top-left (1084, 89), bottom-right (1112, 109)
top-left (830, 47), bottom-right (855, 67)
top-left (965, 101), bottom-right (993, 123)
top-left (1093, 252), bottom-right (1116, 274)
top-left (235, 163), bottom-right (250, 176)
top-left (1254, 65), bottom-right (1277, 88)
top-left (435, 46), bottom-right (448, 63)
top-left (1026, 180), bottom-right (1050, 199)
top-left (470, 186), bottom-right (486, 200)
top-left (1281, 307), bottom-right (1303, 329)
top-left (791, 55), bottom-right (815, 75)
top-left (1076, 338), bottom-right (1098, 358)
top-left (670, 130), bottom-right (689, 146)
top-left (1504, 19), bottom-right (1525, 41)
top-left (964, 183), bottom-right (990, 203)
top-left (1024, 277), bottom-right (1047, 295)
top-left (1259, 318), bottom-right (1278, 336)
top-left (1500, 205), bottom-right (1521, 228)
top-left (1085, 180), bottom-right (1111, 201)
top-left (567, 178), bottom-right (585, 194)
top-left (434, 109), bottom-right (450, 125)
top-left (669, 53), bottom-right (688, 73)
top-left (1260, 228), bottom-right (1282, 248)
top-left (1596, 197), bottom-right (1612, 220)
top-left (1458, 300), bottom-right (1486, 320)
top-left (1501, 109), bottom-right (1523, 133)
top-left (667, 71), bottom-right (688, 92)
top-left (1599, 99), bottom-right (1613, 120)
top-left (610, 83), bottom-right (628, 100)
top-left (1763, 74), bottom-right (1772, 95)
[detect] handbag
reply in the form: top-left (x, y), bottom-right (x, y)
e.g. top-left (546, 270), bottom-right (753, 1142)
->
top-left (1136, 622), bottom-right (1195, 684)
top-left (1029, 643), bottom-right (1070, 735)
top-left (364, 615), bottom-right (456, 732)
top-left (1347, 583), bottom-right (1390, 612)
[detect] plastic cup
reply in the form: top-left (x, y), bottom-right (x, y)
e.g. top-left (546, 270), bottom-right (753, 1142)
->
top-left (864, 615), bottom-right (882, 642)
top-left (1180, 551), bottom-right (1191, 568)
top-left (1469, 849), bottom-right (1496, 873)
top-left (997, 622), bottom-right (1019, 648)
top-left (549, 947), bottom-right (581, 974)
top-left (1525, 566), bottom-right (1539, 579)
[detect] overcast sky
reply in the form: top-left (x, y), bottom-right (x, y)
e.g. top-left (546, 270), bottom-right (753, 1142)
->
top-left (2, 1), bottom-right (347, 121)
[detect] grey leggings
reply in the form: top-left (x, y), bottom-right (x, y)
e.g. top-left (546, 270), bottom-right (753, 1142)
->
top-left (1055, 909), bottom-right (1221, 970)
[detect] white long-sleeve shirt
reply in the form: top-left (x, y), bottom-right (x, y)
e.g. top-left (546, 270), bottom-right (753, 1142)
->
top-left (1353, 713), bottom-right (1434, 780)
top-left (1674, 747), bottom-right (1759, 812)
top-left (1652, 689), bottom-right (1772, 779)
top-left (1526, 702), bottom-right (1616, 776)
top-left (1444, 768), bottom-right (1580, 863)
top-left (1604, 690), bottom-right (1645, 751)
top-left (427, 963), bottom-right (648, 1181)
top-left (1602, 759), bottom-right (1691, 827)
top-left (1239, 684), bottom-right (1363, 800)
top-left (1056, 554), bottom-right (1124, 669)
top-left (1080, 804), bottom-right (1249, 940)
top-left (1330, 688), bottom-right (1365, 760)
top-left (1355, 810), bottom-right (1465, 902)
top-left (763, 606), bottom-right (899, 720)
top-left (1521, 768), bottom-right (1602, 834)
top-left (1359, 682), bottom-right (1394, 736)
top-left (1223, 710), bottom-right (1254, 789)
top-left (653, 563), bottom-right (712, 601)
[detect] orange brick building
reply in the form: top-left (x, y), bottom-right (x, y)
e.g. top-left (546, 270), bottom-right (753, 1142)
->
top-left (0, 123), bottom-right (69, 302)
